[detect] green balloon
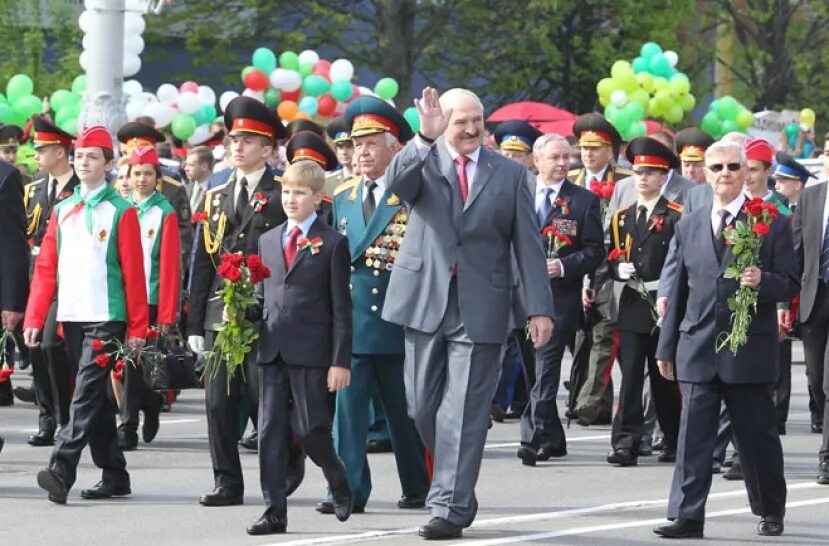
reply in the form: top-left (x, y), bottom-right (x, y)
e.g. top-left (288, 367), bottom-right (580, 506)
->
top-left (664, 104), bottom-right (684, 124)
top-left (0, 92), bottom-right (6, 105)
top-left (330, 79), bottom-right (353, 102)
top-left (264, 87), bottom-right (281, 107)
top-left (625, 101), bottom-right (645, 121)
top-left (784, 122), bottom-right (799, 138)
top-left (302, 75), bottom-right (330, 97)
top-left (55, 103), bottom-right (81, 127)
top-left (171, 112), bottom-right (196, 140)
top-left (701, 111), bottom-right (722, 136)
top-left (279, 51), bottom-right (299, 71)
top-left (251, 47), bottom-right (276, 74)
top-left (721, 119), bottom-right (739, 134)
top-left (679, 93), bottom-right (696, 112)
top-left (629, 121), bottom-right (647, 138)
top-left (630, 89), bottom-right (650, 109)
top-left (736, 109), bottom-right (754, 130)
top-left (649, 54), bottom-right (671, 77)
top-left (718, 96), bottom-right (739, 120)
top-left (0, 103), bottom-right (13, 123)
top-left (596, 77), bottom-right (615, 97)
top-left (7, 74), bottom-right (34, 103)
top-left (50, 89), bottom-right (73, 112)
top-left (615, 72), bottom-right (637, 93)
top-left (403, 106), bottom-right (420, 133)
top-left (640, 42), bottom-right (662, 59)
top-left (631, 56), bottom-right (649, 74)
top-left (374, 77), bottom-right (399, 100)
top-left (13, 95), bottom-right (41, 118)
top-left (654, 90), bottom-right (672, 109)
top-left (299, 61), bottom-right (314, 78)
top-left (71, 75), bottom-right (87, 94)
top-left (60, 117), bottom-right (78, 136)
top-left (194, 103), bottom-right (217, 125)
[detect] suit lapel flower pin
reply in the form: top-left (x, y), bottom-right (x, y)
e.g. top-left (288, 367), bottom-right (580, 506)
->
top-left (251, 192), bottom-right (268, 213)
top-left (553, 196), bottom-right (570, 215)
top-left (298, 236), bottom-right (324, 255)
top-left (648, 214), bottom-right (664, 232)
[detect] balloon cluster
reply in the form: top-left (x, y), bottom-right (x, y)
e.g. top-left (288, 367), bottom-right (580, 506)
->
top-left (700, 96), bottom-right (753, 139)
top-left (782, 108), bottom-right (817, 150)
top-left (124, 80), bottom-right (218, 143)
top-left (79, 8), bottom-right (144, 78)
top-left (597, 42), bottom-right (696, 138)
top-left (0, 75), bottom-right (44, 129)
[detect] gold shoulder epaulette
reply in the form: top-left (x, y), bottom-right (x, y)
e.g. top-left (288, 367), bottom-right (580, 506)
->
top-left (334, 176), bottom-right (360, 196)
top-left (567, 168), bottom-right (582, 177)
top-left (161, 175), bottom-right (182, 187)
top-left (206, 182), bottom-right (229, 194)
top-left (666, 200), bottom-right (684, 213)
top-left (614, 167), bottom-right (634, 176)
top-left (25, 178), bottom-right (45, 189)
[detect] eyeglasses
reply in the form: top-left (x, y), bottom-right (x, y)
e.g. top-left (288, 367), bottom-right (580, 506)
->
top-left (706, 163), bottom-right (742, 172)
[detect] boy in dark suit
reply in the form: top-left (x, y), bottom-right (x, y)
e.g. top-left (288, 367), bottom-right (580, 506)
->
top-left (246, 161), bottom-right (354, 535)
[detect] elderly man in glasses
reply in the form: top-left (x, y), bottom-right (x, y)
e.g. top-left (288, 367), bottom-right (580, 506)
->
top-left (653, 140), bottom-right (798, 539)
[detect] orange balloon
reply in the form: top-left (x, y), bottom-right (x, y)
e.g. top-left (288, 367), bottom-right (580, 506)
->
top-left (293, 111), bottom-right (311, 120)
top-left (277, 100), bottom-right (298, 121)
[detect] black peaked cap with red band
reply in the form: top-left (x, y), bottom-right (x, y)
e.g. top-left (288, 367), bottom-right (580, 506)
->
top-left (624, 136), bottom-right (680, 171)
top-left (224, 96), bottom-right (286, 141)
top-left (286, 130), bottom-right (338, 171)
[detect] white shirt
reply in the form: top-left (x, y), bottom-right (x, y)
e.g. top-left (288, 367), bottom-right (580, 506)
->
top-left (822, 183), bottom-right (829, 237)
top-left (535, 178), bottom-right (565, 214)
top-left (282, 212), bottom-right (318, 248)
top-left (362, 174), bottom-right (387, 205)
top-left (233, 166), bottom-right (267, 205)
top-left (81, 181), bottom-right (107, 201)
top-left (711, 193), bottom-right (746, 235)
top-left (444, 144), bottom-right (480, 190)
top-left (585, 165), bottom-right (608, 184)
top-left (636, 195), bottom-right (660, 220)
top-left (189, 178), bottom-right (209, 211)
top-left (49, 169), bottom-right (75, 198)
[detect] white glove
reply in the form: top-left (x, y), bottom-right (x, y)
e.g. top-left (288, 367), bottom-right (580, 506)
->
top-left (187, 335), bottom-right (205, 354)
top-left (618, 262), bottom-right (636, 280)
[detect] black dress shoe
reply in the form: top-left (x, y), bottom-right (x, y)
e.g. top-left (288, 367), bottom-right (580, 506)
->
top-left (331, 487), bottom-right (354, 522)
top-left (418, 517), bottom-right (463, 540)
top-left (757, 515), bottom-right (783, 536)
top-left (653, 518), bottom-right (704, 538)
top-left (712, 462), bottom-right (722, 474)
top-left (491, 404), bottom-right (506, 423)
top-left (640, 443), bottom-right (654, 457)
top-left (812, 422), bottom-right (824, 434)
top-left (817, 461), bottom-right (829, 485)
top-left (28, 430), bottom-right (56, 447)
top-left (576, 405), bottom-right (612, 426)
top-left (81, 480), bottom-right (131, 499)
top-left (37, 468), bottom-right (68, 505)
top-left (517, 445), bottom-right (537, 466)
top-left (366, 439), bottom-right (392, 453)
top-left (142, 395), bottom-right (162, 444)
top-left (397, 495), bottom-right (426, 509)
top-left (607, 448), bottom-right (637, 466)
top-left (723, 461), bottom-right (743, 480)
top-left (247, 513), bottom-right (286, 535)
top-left (0, 435), bottom-right (4, 454)
top-left (316, 499), bottom-right (365, 514)
top-left (0, 393), bottom-right (13, 406)
top-left (238, 430), bottom-right (258, 451)
top-left (117, 430), bottom-right (138, 451)
top-left (199, 488), bottom-right (243, 506)
top-left (13, 386), bottom-right (35, 403)
top-left (537, 445), bottom-right (567, 460)
top-left (777, 423), bottom-right (786, 435)
top-left (652, 437), bottom-right (665, 452)
top-left (658, 448), bottom-right (676, 463)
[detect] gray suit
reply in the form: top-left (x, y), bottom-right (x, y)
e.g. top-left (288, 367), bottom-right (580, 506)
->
top-left (383, 138), bottom-right (554, 526)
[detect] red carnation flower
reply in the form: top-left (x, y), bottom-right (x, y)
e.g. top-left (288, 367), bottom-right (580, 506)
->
top-left (542, 226), bottom-right (557, 237)
top-left (112, 371), bottom-right (124, 382)
top-left (744, 198), bottom-right (764, 217)
top-left (95, 354), bottom-right (110, 367)
top-left (146, 328), bottom-right (159, 340)
top-left (221, 253), bottom-right (244, 267)
top-left (608, 248), bottom-right (626, 261)
top-left (557, 233), bottom-right (573, 246)
top-left (246, 254), bottom-right (272, 284)
top-left (0, 367), bottom-right (14, 383)
top-left (217, 261), bottom-right (242, 283)
top-left (114, 359), bottom-right (125, 372)
top-left (191, 211), bottom-right (208, 224)
top-left (752, 222), bottom-right (770, 236)
top-left (91, 339), bottom-right (104, 351)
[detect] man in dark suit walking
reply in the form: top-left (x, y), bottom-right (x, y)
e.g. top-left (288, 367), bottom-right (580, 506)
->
top-left (245, 161), bottom-right (353, 535)
top-left (654, 140), bottom-right (798, 538)
top-left (518, 133), bottom-right (604, 466)
top-left (383, 87), bottom-right (554, 540)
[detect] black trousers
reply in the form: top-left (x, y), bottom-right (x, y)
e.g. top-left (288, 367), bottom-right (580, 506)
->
top-left (801, 283), bottom-right (829, 435)
top-left (520, 328), bottom-right (569, 451)
top-left (32, 300), bottom-right (74, 428)
top-left (204, 330), bottom-right (260, 494)
top-left (493, 330), bottom-right (533, 413)
top-left (49, 322), bottom-right (129, 489)
top-left (775, 339), bottom-right (792, 428)
top-left (119, 306), bottom-right (163, 435)
top-left (612, 330), bottom-right (680, 455)
top-left (259, 360), bottom-right (345, 519)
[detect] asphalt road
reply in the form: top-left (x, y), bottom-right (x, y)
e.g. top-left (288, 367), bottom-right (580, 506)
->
top-left (2, 344), bottom-right (828, 545)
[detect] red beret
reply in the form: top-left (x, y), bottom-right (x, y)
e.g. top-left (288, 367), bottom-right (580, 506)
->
top-left (75, 126), bottom-right (113, 151)
top-left (743, 137), bottom-right (773, 165)
top-left (128, 145), bottom-right (159, 166)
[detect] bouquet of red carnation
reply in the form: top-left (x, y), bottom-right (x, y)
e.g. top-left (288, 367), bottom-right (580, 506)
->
top-left (541, 225), bottom-right (572, 259)
top-left (204, 252), bottom-right (271, 391)
top-left (589, 178), bottom-right (615, 217)
top-left (0, 328), bottom-right (16, 383)
top-left (89, 327), bottom-right (166, 381)
top-left (716, 198), bottom-right (779, 355)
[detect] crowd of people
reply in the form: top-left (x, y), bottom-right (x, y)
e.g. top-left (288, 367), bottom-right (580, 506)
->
top-left (0, 84), bottom-right (828, 540)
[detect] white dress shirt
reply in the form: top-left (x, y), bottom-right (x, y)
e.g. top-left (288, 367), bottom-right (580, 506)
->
top-left (362, 174), bottom-right (387, 205)
top-left (234, 166), bottom-right (267, 205)
top-left (49, 169), bottom-right (75, 199)
top-left (414, 136), bottom-right (480, 191)
top-left (535, 178), bottom-right (565, 214)
top-left (282, 211), bottom-right (318, 248)
top-left (585, 165), bottom-right (609, 184)
top-left (711, 193), bottom-right (746, 235)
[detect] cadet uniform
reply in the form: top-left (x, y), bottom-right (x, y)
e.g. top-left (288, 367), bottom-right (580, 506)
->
top-left (607, 137), bottom-right (683, 466)
top-left (22, 118), bottom-right (79, 445)
top-left (284, 130), bottom-right (336, 225)
top-left (324, 118), bottom-right (354, 196)
top-left (0, 124), bottom-right (32, 183)
top-left (326, 97), bottom-right (429, 513)
top-left (568, 114), bottom-right (632, 425)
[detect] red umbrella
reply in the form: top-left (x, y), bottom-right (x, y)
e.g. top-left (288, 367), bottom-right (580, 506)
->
top-left (532, 120), bottom-right (575, 137)
top-left (488, 101), bottom-right (575, 123)
top-left (643, 120), bottom-right (674, 136)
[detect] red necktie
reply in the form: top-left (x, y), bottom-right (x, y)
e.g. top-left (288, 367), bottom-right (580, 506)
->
top-left (455, 155), bottom-right (470, 203)
top-left (283, 225), bottom-right (302, 268)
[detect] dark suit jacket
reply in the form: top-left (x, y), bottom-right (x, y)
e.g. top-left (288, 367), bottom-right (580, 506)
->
top-left (0, 161), bottom-right (30, 312)
top-left (793, 181), bottom-right (827, 322)
top-left (656, 205), bottom-right (799, 383)
top-left (187, 169), bottom-right (287, 335)
top-left (252, 218), bottom-right (352, 368)
top-left (24, 171), bottom-right (80, 248)
top-left (540, 180), bottom-right (604, 330)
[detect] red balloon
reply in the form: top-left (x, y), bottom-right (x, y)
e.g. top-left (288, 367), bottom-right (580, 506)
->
top-left (243, 70), bottom-right (269, 92)
top-left (318, 94), bottom-right (336, 117)
top-left (313, 59), bottom-right (331, 74)
top-left (281, 89), bottom-right (301, 103)
top-left (180, 80), bottom-right (199, 94)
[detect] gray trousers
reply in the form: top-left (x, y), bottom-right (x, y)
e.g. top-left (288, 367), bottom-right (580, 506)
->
top-left (403, 281), bottom-right (501, 527)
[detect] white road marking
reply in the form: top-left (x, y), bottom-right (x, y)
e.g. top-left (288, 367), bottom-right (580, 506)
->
top-left (485, 434), bottom-right (609, 450)
top-left (19, 417), bottom-right (201, 433)
top-left (262, 482), bottom-right (824, 546)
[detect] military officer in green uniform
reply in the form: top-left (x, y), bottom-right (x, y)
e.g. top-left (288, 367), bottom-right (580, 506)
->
top-left (568, 114), bottom-right (633, 426)
top-left (317, 96), bottom-right (429, 515)
top-left (323, 117), bottom-right (354, 195)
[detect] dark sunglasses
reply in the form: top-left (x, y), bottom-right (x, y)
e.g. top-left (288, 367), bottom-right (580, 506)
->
top-left (706, 163), bottom-right (742, 172)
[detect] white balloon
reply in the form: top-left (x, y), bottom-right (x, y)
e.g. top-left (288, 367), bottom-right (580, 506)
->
top-left (124, 12), bottom-right (145, 35)
top-left (334, 101), bottom-right (347, 114)
top-left (154, 103), bottom-right (177, 128)
top-left (126, 99), bottom-right (146, 120)
top-left (124, 34), bottom-right (145, 55)
top-left (281, 70), bottom-right (302, 92)
top-left (123, 55), bottom-right (141, 77)
top-left (78, 10), bottom-right (94, 33)
top-left (664, 50), bottom-right (679, 68)
top-left (242, 88), bottom-right (264, 102)
top-left (187, 124), bottom-right (211, 145)
top-left (610, 90), bottom-right (628, 107)
top-left (123, 79), bottom-right (143, 96)
top-left (140, 91), bottom-right (157, 104)
top-left (79, 50), bottom-right (90, 71)
top-left (298, 49), bottom-right (320, 65)
top-left (178, 92), bottom-right (201, 114)
top-left (82, 34), bottom-right (93, 50)
top-left (269, 68), bottom-right (288, 89)
top-left (357, 86), bottom-right (375, 97)
top-left (197, 85), bottom-right (216, 106)
top-left (330, 59), bottom-right (354, 82)
top-left (157, 83), bottom-right (179, 105)
top-left (219, 91), bottom-right (239, 112)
